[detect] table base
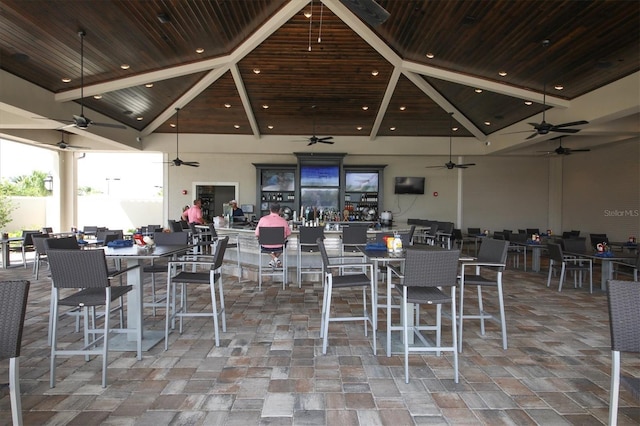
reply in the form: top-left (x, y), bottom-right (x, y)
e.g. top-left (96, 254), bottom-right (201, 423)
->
top-left (109, 330), bottom-right (164, 352)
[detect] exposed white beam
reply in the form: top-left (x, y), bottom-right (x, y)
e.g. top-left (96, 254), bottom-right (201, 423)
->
top-left (370, 66), bottom-right (401, 140)
top-left (54, 56), bottom-right (232, 102)
top-left (402, 60), bottom-right (570, 107)
top-left (231, 64), bottom-right (260, 138)
top-left (322, 0), bottom-right (401, 67)
top-left (142, 66), bottom-right (230, 136)
top-left (403, 71), bottom-right (485, 140)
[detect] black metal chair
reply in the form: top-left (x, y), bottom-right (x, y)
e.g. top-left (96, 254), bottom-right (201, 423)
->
top-left (546, 243), bottom-right (593, 293)
top-left (142, 231), bottom-right (190, 316)
top-left (340, 224), bottom-right (369, 274)
top-left (387, 247), bottom-right (461, 383)
top-left (47, 249), bottom-right (136, 388)
top-left (165, 236), bottom-right (229, 348)
top-left (0, 280), bottom-right (30, 426)
top-left (458, 238), bottom-right (509, 352)
top-left (296, 226), bottom-right (324, 286)
top-left (317, 238), bottom-right (376, 355)
top-left (606, 280), bottom-right (640, 425)
top-left (612, 253), bottom-right (639, 281)
top-left (257, 227), bottom-right (288, 291)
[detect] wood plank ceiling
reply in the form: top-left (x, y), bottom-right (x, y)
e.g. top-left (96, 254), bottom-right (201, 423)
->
top-left (0, 0), bottom-right (638, 149)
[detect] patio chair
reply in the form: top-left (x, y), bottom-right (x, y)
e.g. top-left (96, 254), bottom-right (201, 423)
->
top-left (0, 280), bottom-right (30, 426)
top-left (47, 249), bottom-right (136, 388)
top-left (165, 236), bottom-right (229, 348)
top-left (317, 238), bottom-right (376, 355)
top-left (606, 280), bottom-right (640, 425)
top-left (458, 238), bottom-right (509, 352)
top-left (387, 247), bottom-right (460, 383)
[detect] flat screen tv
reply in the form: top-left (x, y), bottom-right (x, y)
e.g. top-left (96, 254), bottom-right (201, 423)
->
top-left (300, 165), bottom-right (339, 187)
top-left (345, 171), bottom-right (378, 192)
top-left (300, 188), bottom-right (339, 210)
top-left (394, 176), bottom-right (425, 194)
top-left (261, 170), bottom-right (295, 191)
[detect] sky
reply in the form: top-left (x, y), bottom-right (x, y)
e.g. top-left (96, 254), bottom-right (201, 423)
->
top-left (0, 138), bottom-right (163, 197)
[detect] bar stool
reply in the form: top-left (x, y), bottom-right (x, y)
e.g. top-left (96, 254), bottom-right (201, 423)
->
top-left (258, 227), bottom-right (288, 291)
top-left (208, 223), bottom-right (242, 281)
top-left (296, 226), bottom-right (324, 287)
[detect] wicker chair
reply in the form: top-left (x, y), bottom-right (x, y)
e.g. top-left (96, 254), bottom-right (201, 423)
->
top-left (0, 280), bottom-right (30, 426)
top-left (458, 238), bottom-right (509, 352)
top-left (387, 247), bottom-right (461, 383)
top-left (606, 280), bottom-right (640, 425)
top-left (165, 236), bottom-right (229, 348)
top-left (47, 249), bottom-right (136, 388)
top-left (317, 238), bottom-right (376, 355)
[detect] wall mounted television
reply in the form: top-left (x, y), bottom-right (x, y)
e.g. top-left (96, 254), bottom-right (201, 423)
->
top-left (394, 177), bottom-right (425, 194)
top-left (300, 165), bottom-right (339, 187)
top-left (261, 170), bottom-right (295, 191)
top-left (345, 171), bottom-right (379, 192)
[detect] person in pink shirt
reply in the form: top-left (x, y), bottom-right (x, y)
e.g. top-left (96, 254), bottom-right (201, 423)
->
top-left (186, 198), bottom-right (204, 224)
top-left (255, 203), bottom-right (291, 268)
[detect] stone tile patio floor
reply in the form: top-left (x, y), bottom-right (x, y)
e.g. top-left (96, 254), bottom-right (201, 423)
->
top-left (0, 252), bottom-right (638, 425)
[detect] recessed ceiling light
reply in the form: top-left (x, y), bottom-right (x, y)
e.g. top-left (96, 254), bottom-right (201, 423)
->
top-left (253, 68), bottom-right (261, 74)
top-left (452, 127), bottom-right (459, 132)
top-left (475, 88), bottom-right (483, 93)
top-left (267, 125), bottom-right (274, 129)
top-left (554, 85), bottom-right (564, 90)
top-left (356, 126), bottom-right (363, 131)
top-left (262, 104), bottom-right (269, 109)
top-left (233, 124), bottom-right (240, 129)
top-left (484, 121), bottom-right (491, 126)
top-left (304, 10), bottom-right (312, 18)
top-left (93, 94), bottom-right (102, 100)
top-left (145, 83), bottom-right (154, 88)
top-left (498, 71), bottom-right (507, 77)
top-left (362, 106), bottom-right (369, 111)
top-left (170, 123), bottom-right (176, 128)
top-left (371, 70), bottom-right (379, 76)
top-left (426, 52), bottom-right (435, 59)
top-left (224, 103), bottom-right (231, 108)
top-left (399, 106), bottom-right (406, 111)
top-left (157, 13), bottom-right (171, 24)
top-left (136, 116), bottom-right (143, 121)
top-left (390, 126), bottom-right (396, 131)
top-left (120, 64), bottom-right (130, 70)
top-left (524, 100), bottom-right (533, 105)
top-left (62, 78), bottom-right (71, 83)
top-left (195, 48), bottom-right (204, 54)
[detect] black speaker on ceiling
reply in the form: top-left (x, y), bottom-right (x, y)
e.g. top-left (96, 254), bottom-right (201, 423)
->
top-left (339, 0), bottom-right (390, 27)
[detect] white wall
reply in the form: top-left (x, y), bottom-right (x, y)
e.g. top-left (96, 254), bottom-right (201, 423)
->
top-left (4, 196), bottom-right (162, 234)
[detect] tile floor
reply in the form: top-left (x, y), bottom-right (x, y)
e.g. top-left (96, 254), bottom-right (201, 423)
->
top-left (0, 251), bottom-right (638, 425)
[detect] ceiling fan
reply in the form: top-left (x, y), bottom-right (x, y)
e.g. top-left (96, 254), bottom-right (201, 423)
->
top-left (40, 131), bottom-right (90, 150)
top-left (42, 30), bottom-right (126, 131)
top-left (426, 112), bottom-right (476, 170)
top-left (304, 105), bottom-right (334, 146)
top-left (511, 40), bottom-right (588, 140)
top-left (540, 136), bottom-right (591, 156)
top-left (166, 108), bottom-right (199, 167)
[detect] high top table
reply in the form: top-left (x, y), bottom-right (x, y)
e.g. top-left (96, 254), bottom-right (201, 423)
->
top-left (104, 243), bottom-right (193, 359)
top-left (563, 249), bottom-right (637, 291)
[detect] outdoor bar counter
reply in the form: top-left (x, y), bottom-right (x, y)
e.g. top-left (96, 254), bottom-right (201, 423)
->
top-left (201, 222), bottom-right (419, 282)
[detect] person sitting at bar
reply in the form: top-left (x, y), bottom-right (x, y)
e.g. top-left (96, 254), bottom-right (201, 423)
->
top-left (255, 202), bottom-right (291, 268)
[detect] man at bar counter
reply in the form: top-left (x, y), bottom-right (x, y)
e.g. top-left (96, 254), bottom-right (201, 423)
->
top-left (255, 202), bottom-right (291, 268)
top-left (230, 200), bottom-right (245, 220)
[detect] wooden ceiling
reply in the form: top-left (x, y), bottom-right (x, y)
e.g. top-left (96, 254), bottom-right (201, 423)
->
top-left (0, 0), bottom-right (638, 150)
